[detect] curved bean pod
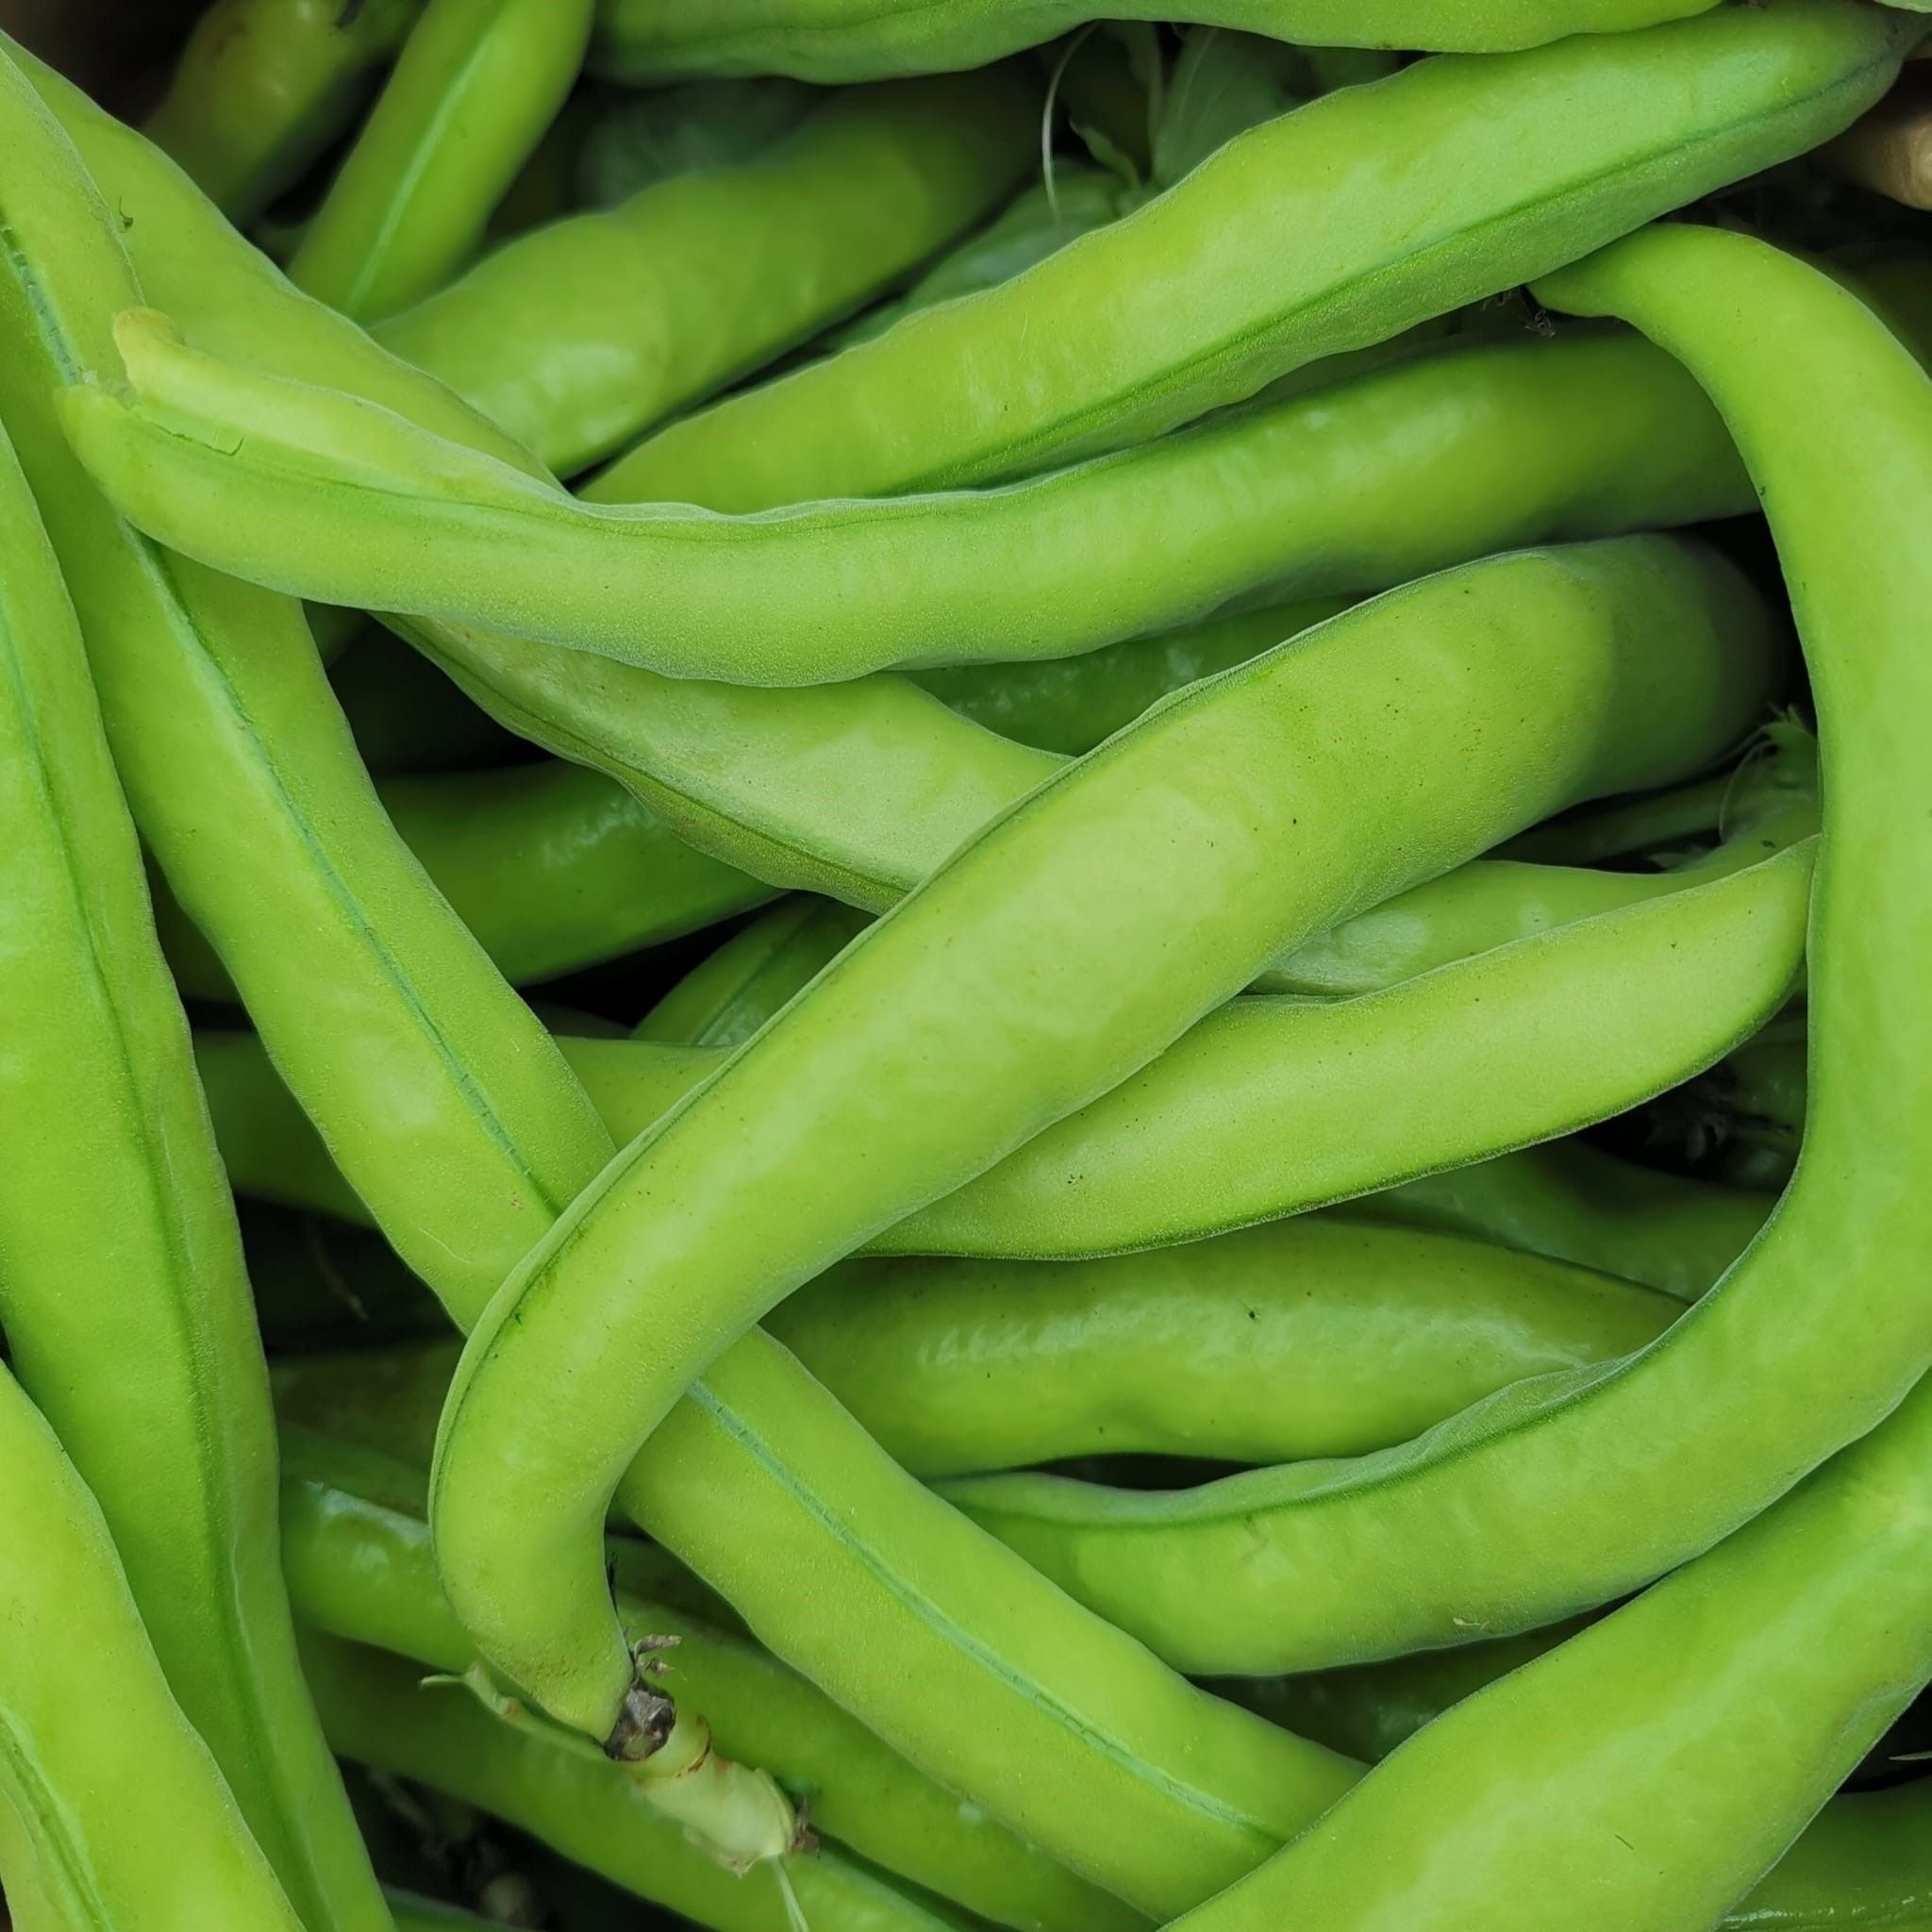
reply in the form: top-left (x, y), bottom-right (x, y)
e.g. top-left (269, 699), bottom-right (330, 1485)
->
top-left (376, 70), bottom-right (1040, 475)
top-left (942, 226), bottom-right (1932, 1679)
top-left (429, 536), bottom-right (1776, 1744)
top-left (202, 826), bottom-right (1807, 1266)
top-left (300, 1634), bottom-right (981, 1932)
top-left (0, 1363), bottom-right (308, 1932)
top-left (280, 1428), bottom-right (1141, 1932)
top-left (0, 52), bottom-right (613, 1322)
top-left (63, 313), bottom-right (1757, 686)
top-left (596, 0), bottom-right (1906, 508)
top-left (19, 54), bottom-right (1378, 1909)
top-left (0, 408), bottom-right (374, 1923)
top-left (0, 61), bottom-right (399, 1932)
top-left (1364, 1141), bottom-right (1774, 1302)
top-left (288, 0), bottom-right (594, 324)
top-left (591, 0), bottom-right (1724, 83)
top-left (143, 0), bottom-right (425, 223)
top-left (1167, 1377), bottom-right (1932, 1932)
top-left (19, 80), bottom-right (1760, 909)
top-left (893, 842), bottom-right (1809, 1259)
top-left (766, 1224), bottom-right (1678, 1475)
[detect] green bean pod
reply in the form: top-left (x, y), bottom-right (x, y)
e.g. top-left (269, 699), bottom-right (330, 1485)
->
top-left (62, 313), bottom-right (1760, 686)
top-left (1364, 1141), bottom-right (1774, 1302)
top-left (942, 226), bottom-right (1932, 1680)
top-left (32, 55), bottom-right (1396, 1909)
top-left (280, 1429), bottom-right (1141, 1932)
top-left (28, 73), bottom-right (1758, 911)
top-left (892, 843), bottom-right (1809, 1260)
top-left (767, 1224), bottom-right (1678, 1474)
top-left (591, 0), bottom-right (1725, 82)
top-left (0, 47), bottom-right (612, 1323)
top-left (429, 536), bottom-right (1776, 1747)
top-left (596, 0), bottom-right (1907, 508)
top-left (202, 803), bottom-right (1807, 1278)
top-left (143, 0), bottom-right (425, 223)
top-left (375, 70), bottom-right (1040, 475)
top-left (0, 1365), bottom-right (309, 1932)
top-left (0, 72), bottom-right (390, 1932)
top-left (1169, 1377), bottom-right (1932, 1932)
top-left (289, 0), bottom-right (595, 323)
top-left (301, 1633), bottom-right (980, 1932)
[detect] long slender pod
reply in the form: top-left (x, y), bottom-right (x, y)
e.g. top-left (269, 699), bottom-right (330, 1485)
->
top-left (0, 106), bottom-right (390, 1932)
top-left (8, 40), bottom-right (1386, 1913)
top-left (62, 315), bottom-right (1757, 685)
top-left (428, 537), bottom-right (1777, 1744)
top-left (0, 1364), bottom-right (308, 1932)
top-left (288, 0), bottom-right (594, 323)
top-left (375, 69), bottom-right (1040, 475)
top-left (598, 0), bottom-right (1906, 508)
top-left (945, 226), bottom-right (1932, 1677)
top-left (144, 0), bottom-right (425, 222)
top-left (1166, 1378), bottom-right (1932, 1931)
top-left (591, 0), bottom-right (1725, 82)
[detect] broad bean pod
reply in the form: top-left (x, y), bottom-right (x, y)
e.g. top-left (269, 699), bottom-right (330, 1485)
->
top-left (1365, 1141), bottom-right (1774, 1301)
top-left (375, 70), bottom-right (1041, 475)
top-left (888, 840), bottom-right (1809, 1261)
top-left (596, 0), bottom-right (1906, 508)
top-left (200, 782), bottom-right (1808, 1265)
top-left (63, 313), bottom-right (1759, 687)
top-left (300, 1633), bottom-right (981, 1932)
top-left (0, 48), bottom-right (613, 1318)
top-left (764, 1224), bottom-right (1678, 1474)
top-left (279, 1428), bottom-right (1141, 1932)
top-left (25, 75), bottom-right (1762, 909)
top-left (144, 0), bottom-right (425, 222)
top-left (289, 0), bottom-right (594, 324)
top-left (35, 80), bottom-right (1820, 1908)
top-left (0, 63), bottom-right (399, 1932)
top-left (944, 226), bottom-right (1932, 1679)
top-left (428, 536), bottom-right (1776, 1747)
top-left (35, 58), bottom-right (1394, 1906)
top-left (0, 1361), bottom-right (309, 1932)
top-left (591, 0), bottom-right (1726, 83)
top-left (1168, 1374), bottom-right (1932, 1931)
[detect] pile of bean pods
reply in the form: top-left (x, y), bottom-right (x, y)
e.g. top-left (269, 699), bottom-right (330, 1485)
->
top-left (4, 0), bottom-right (1931, 1925)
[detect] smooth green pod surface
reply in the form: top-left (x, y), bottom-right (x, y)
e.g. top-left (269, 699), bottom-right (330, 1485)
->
top-left (61, 316), bottom-right (1757, 687)
top-left (0, 1360), bottom-right (308, 1932)
top-left (289, 0), bottom-right (594, 323)
top-left (599, 0), bottom-right (1906, 508)
top-left (144, 0), bottom-right (425, 222)
top-left (429, 537), bottom-right (1777, 1747)
top-left (767, 1225), bottom-right (1679, 1474)
top-left (1169, 1375), bottom-right (1932, 1931)
top-left (376, 69), bottom-right (1040, 475)
top-left (591, 0), bottom-right (1725, 81)
top-left (943, 227), bottom-right (1932, 1680)
top-left (8, 43), bottom-right (1404, 1907)
top-left (0, 55), bottom-right (397, 1932)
